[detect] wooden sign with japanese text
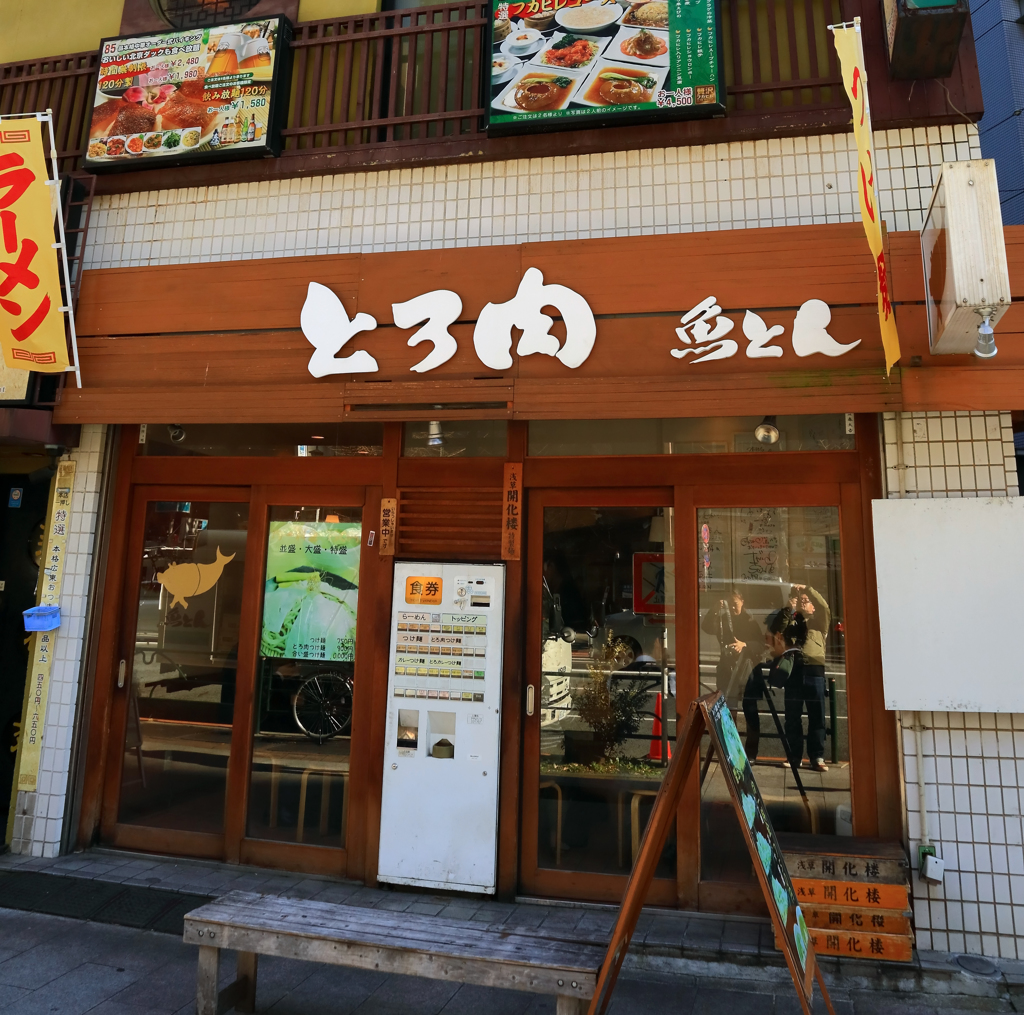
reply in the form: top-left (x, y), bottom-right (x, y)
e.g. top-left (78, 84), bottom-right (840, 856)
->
top-left (0, 118), bottom-right (69, 372)
top-left (501, 462), bottom-right (522, 560)
top-left (12, 460), bottom-right (75, 796)
top-left (379, 497), bottom-right (397, 556)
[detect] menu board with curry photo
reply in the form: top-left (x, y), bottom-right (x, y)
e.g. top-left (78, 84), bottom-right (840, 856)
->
top-left (84, 17), bottom-right (292, 171)
top-left (488, 0), bottom-right (723, 133)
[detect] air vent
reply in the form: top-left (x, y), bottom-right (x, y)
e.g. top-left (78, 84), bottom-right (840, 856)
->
top-left (396, 488), bottom-right (503, 561)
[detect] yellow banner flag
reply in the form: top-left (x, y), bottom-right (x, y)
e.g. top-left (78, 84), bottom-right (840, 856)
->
top-left (0, 117), bottom-right (69, 373)
top-left (832, 20), bottom-right (901, 374)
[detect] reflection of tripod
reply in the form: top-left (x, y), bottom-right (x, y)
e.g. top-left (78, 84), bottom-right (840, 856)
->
top-left (701, 676), bottom-right (818, 833)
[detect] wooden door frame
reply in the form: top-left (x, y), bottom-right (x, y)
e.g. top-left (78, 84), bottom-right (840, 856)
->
top-left (234, 484), bottom-right (373, 878)
top-left (99, 483), bottom-right (253, 860)
top-left (518, 426), bottom-right (896, 913)
top-left (521, 487), bottom-right (678, 906)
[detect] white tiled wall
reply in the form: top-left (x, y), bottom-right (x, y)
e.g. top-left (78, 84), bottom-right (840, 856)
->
top-left (9, 424), bottom-right (107, 857)
top-left (882, 411), bottom-right (1020, 499)
top-left (883, 411), bottom-right (1024, 958)
top-left (903, 712), bottom-right (1024, 959)
top-left (82, 124), bottom-right (981, 271)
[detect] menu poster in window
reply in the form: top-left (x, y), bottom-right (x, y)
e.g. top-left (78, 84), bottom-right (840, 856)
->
top-left (261, 518), bottom-right (361, 662)
top-left (703, 693), bottom-right (816, 1004)
top-left (487, 0), bottom-right (724, 135)
top-left (84, 16), bottom-right (292, 171)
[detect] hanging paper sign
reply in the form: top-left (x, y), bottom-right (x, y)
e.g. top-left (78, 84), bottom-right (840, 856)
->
top-left (0, 119), bottom-right (69, 373)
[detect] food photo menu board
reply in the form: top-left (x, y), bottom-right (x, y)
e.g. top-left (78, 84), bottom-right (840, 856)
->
top-left (487, 0), bottom-right (724, 133)
top-left (84, 16), bottom-right (292, 171)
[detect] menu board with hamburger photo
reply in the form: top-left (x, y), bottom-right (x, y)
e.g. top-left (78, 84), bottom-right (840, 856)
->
top-left (84, 16), bottom-right (292, 170)
top-left (488, 0), bottom-right (723, 132)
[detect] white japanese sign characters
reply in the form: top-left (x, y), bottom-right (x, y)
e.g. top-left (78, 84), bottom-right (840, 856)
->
top-left (298, 270), bottom-right (862, 377)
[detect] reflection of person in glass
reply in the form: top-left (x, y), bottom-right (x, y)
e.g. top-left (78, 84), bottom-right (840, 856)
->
top-left (786, 584), bottom-right (830, 772)
top-left (701, 588), bottom-right (761, 707)
top-left (742, 607), bottom-right (806, 760)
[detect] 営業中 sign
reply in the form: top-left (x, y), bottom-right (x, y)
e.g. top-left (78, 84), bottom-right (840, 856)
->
top-left (487, 0), bottom-right (724, 135)
top-left (85, 17), bottom-right (292, 171)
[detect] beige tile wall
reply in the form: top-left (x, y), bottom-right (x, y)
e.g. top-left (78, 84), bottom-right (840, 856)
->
top-left (82, 124), bottom-right (981, 271)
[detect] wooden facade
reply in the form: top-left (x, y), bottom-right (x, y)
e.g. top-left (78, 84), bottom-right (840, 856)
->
top-left (55, 223), bottom-right (1024, 426)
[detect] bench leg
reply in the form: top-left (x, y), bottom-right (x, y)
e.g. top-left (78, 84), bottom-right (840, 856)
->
top-left (235, 952), bottom-right (258, 1014)
top-left (196, 945), bottom-right (220, 1015)
top-left (555, 996), bottom-right (588, 1015)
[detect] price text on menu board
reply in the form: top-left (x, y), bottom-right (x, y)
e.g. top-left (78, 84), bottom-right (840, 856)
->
top-left (487, 0), bottom-right (722, 133)
top-left (84, 17), bottom-right (292, 170)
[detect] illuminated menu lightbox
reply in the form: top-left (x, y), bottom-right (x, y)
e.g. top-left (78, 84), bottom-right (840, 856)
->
top-left (487, 0), bottom-right (724, 134)
top-left (84, 16), bottom-right (292, 171)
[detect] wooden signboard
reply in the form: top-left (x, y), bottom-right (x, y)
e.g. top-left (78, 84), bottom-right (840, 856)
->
top-left (501, 463), bottom-right (522, 561)
top-left (589, 692), bottom-right (834, 1015)
top-left (379, 497), bottom-right (397, 556)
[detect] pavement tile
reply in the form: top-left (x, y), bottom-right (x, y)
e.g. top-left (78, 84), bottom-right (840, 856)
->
top-left (1, 961), bottom-right (137, 1015)
top-left (720, 920), bottom-right (762, 956)
top-left (0, 984), bottom-right (32, 1011)
top-left (438, 983), bottom-right (534, 1014)
top-left (376, 896), bottom-right (415, 912)
top-left (265, 964), bottom-right (386, 1015)
top-left (85, 1001), bottom-right (183, 1015)
top-left (358, 972), bottom-right (461, 1014)
top-left (104, 959), bottom-right (197, 1012)
top-left (643, 916), bottom-right (687, 948)
top-left (408, 903), bottom-right (446, 916)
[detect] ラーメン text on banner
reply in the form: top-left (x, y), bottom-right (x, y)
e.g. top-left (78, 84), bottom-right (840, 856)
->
top-left (0, 118), bottom-right (69, 373)
top-left (831, 19), bottom-right (901, 375)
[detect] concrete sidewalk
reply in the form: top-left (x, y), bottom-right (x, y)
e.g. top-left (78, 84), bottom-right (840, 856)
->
top-left (0, 908), bottom-right (1020, 1015)
top-left (2, 848), bottom-right (1024, 1012)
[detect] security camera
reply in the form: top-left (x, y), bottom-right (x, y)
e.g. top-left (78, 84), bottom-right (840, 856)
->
top-left (168, 425), bottom-right (187, 444)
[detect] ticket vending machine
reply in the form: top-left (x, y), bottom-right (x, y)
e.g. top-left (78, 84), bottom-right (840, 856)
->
top-left (378, 561), bottom-right (506, 893)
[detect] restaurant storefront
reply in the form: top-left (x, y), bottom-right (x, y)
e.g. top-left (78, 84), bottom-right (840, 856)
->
top-left (58, 221), bottom-right (910, 912)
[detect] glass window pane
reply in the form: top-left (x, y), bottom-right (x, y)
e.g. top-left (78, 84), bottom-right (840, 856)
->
top-left (140, 423), bottom-right (384, 457)
top-left (402, 420), bottom-right (508, 457)
top-left (246, 506), bottom-right (362, 848)
top-left (697, 507), bottom-right (849, 885)
top-left (117, 501), bottom-right (249, 833)
top-left (528, 417), bottom-right (854, 456)
top-left (538, 506), bottom-right (675, 877)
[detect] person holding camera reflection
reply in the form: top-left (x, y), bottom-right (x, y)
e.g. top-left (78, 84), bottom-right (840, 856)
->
top-left (701, 587), bottom-right (761, 708)
top-left (786, 583), bottom-right (830, 773)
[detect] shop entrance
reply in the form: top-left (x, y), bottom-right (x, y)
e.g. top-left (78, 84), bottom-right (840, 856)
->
top-left (98, 484), bottom-right (375, 875)
top-left (520, 468), bottom-right (879, 913)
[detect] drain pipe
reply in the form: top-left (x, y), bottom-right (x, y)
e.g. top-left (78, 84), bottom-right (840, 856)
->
top-left (911, 712), bottom-right (944, 883)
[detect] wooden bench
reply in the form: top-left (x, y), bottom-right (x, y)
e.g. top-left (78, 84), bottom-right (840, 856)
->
top-left (184, 891), bottom-right (604, 1015)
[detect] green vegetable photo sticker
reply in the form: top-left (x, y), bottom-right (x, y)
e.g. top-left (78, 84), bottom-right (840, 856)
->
top-left (261, 518), bottom-right (361, 662)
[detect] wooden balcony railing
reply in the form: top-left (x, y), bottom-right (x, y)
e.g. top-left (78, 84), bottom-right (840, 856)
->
top-left (286, 3), bottom-right (489, 151)
top-left (0, 0), bottom-right (847, 172)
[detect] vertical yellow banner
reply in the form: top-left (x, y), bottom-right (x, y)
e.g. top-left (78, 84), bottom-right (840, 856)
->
top-left (832, 20), bottom-right (901, 375)
top-left (12, 461), bottom-right (75, 796)
top-left (0, 117), bottom-right (69, 372)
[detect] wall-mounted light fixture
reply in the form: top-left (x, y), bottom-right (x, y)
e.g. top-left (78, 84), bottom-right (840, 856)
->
top-left (754, 416), bottom-right (780, 445)
top-left (427, 420), bottom-right (444, 447)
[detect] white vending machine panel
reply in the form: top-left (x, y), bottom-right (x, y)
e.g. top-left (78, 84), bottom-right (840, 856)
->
top-left (377, 562), bottom-right (506, 893)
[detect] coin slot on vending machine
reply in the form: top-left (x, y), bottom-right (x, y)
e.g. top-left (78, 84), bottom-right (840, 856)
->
top-left (427, 711), bottom-right (456, 758)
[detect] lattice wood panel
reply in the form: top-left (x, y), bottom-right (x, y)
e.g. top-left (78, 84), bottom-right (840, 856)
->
top-left (396, 487), bottom-right (503, 561)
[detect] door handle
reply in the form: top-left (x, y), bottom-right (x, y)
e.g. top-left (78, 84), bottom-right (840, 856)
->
top-left (526, 685), bottom-right (535, 716)
top-left (117, 659), bottom-right (126, 689)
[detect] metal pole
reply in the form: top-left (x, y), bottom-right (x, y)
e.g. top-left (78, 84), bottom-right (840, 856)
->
top-left (43, 109), bottom-right (82, 388)
top-left (828, 676), bottom-right (838, 764)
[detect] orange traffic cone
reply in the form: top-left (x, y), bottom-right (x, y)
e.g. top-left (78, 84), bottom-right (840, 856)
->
top-left (648, 694), bottom-right (672, 762)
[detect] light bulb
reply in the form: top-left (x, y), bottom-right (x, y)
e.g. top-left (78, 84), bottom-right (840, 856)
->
top-left (974, 316), bottom-right (997, 359)
top-left (754, 416), bottom-right (780, 445)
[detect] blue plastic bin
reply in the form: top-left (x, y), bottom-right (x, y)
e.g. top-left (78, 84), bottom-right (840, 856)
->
top-left (23, 605), bottom-right (61, 632)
